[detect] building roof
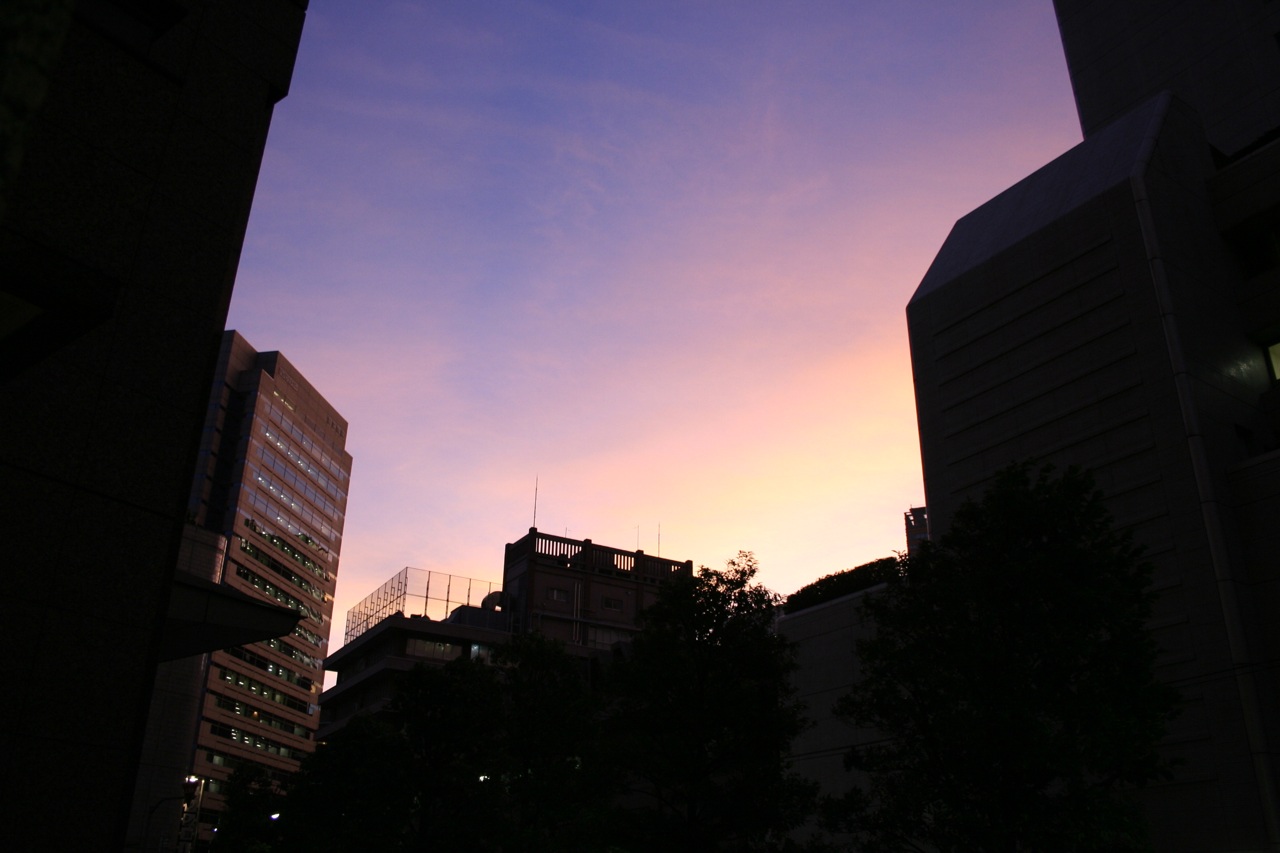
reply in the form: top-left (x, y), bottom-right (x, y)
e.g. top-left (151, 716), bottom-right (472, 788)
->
top-left (912, 93), bottom-right (1173, 303)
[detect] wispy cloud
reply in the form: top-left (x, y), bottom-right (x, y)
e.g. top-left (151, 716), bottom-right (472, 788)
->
top-left (231, 0), bottom-right (1082, 639)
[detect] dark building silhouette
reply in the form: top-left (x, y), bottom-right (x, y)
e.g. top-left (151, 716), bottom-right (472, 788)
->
top-left (320, 568), bottom-right (508, 737)
top-left (903, 506), bottom-right (928, 555)
top-left (504, 527), bottom-right (694, 648)
top-left (907, 1), bottom-right (1280, 848)
top-left (320, 529), bottom-right (693, 735)
top-left (128, 522), bottom-right (307, 852)
top-left (0, 3), bottom-right (309, 849)
top-left (778, 583), bottom-right (880, 831)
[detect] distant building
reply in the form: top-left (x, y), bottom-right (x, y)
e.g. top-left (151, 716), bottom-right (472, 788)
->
top-left (0, 3), bottom-right (308, 849)
top-left (778, 586), bottom-right (880, 816)
top-left (181, 331), bottom-right (352, 842)
top-left (907, 2), bottom-right (1280, 849)
top-left (504, 528), bottom-right (694, 648)
top-left (319, 529), bottom-right (694, 735)
top-left (903, 506), bottom-right (928, 555)
top-left (320, 569), bottom-right (508, 737)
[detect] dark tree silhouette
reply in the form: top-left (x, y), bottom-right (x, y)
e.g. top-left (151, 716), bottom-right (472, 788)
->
top-left (278, 714), bottom-right (416, 853)
top-left (488, 632), bottom-right (613, 853)
top-left (269, 554), bottom-right (816, 852)
top-left (831, 464), bottom-right (1178, 853)
top-left (784, 557), bottom-right (898, 614)
top-left (216, 761), bottom-right (284, 852)
top-left (607, 552), bottom-right (817, 853)
top-left (276, 636), bottom-right (606, 853)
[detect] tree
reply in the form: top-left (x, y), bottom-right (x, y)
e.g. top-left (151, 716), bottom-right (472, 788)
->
top-left (393, 653), bottom-right (511, 852)
top-left (278, 636), bottom-right (607, 853)
top-left (217, 761), bottom-right (284, 853)
top-left (830, 464), bottom-right (1178, 853)
top-left (489, 633), bottom-right (613, 853)
top-left (607, 552), bottom-right (817, 852)
top-left (784, 557), bottom-right (898, 615)
top-left (275, 554), bottom-right (815, 852)
top-left (278, 714), bottom-right (416, 853)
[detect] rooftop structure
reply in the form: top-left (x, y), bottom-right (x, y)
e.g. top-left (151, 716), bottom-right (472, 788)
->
top-left (321, 570), bottom-right (510, 737)
top-left (344, 567), bottom-right (504, 644)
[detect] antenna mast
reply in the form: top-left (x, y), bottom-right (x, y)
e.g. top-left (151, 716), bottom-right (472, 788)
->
top-left (532, 475), bottom-right (538, 528)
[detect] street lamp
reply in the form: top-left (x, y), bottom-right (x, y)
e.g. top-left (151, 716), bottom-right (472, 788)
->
top-left (177, 775), bottom-right (205, 853)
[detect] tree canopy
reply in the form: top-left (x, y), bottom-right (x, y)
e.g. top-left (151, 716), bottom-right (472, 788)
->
top-left (605, 552), bottom-right (817, 852)
top-left (267, 552), bottom-right (814, 853)
top-left (279, 635), bottom-right (607, 853)
top-left (784, 557), bottom-right (898, 614)
top-left (830, 464), bottom-right (1178, 853)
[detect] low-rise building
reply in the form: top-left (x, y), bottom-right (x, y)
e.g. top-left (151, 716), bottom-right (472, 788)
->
top-left (319, 529), bottom-right (694, 735)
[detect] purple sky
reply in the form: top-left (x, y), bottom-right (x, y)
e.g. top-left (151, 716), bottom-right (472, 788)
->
top-left (228, 0), bottom-right (1083, 647)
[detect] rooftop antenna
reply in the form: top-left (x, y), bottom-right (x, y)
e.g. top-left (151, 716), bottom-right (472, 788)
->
top-left (532, 475), bottom-right (538, 528)
top-left (657, 522), bottom-right (661, 556)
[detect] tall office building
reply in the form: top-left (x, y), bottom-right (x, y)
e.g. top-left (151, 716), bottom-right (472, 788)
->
top-left (0, 3), bottom-right (308, 848)
top-left (907, 2), bottom-right (1280, 849)
top-left (184, 330), bottom-right (351, 839)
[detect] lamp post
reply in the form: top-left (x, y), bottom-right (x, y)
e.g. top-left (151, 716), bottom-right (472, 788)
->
top-left (176, 775), bottom-right (205, 853)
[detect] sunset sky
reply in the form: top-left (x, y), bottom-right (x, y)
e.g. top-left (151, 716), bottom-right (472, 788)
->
top-left (227, 0), bottom-right (1084, 646)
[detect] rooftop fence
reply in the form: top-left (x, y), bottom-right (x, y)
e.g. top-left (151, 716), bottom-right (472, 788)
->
top-left (344, 567), bottom-right (502, 644)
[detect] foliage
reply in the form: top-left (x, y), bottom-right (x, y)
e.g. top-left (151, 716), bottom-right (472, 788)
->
top-left (606, 552), bottom-right (817, 852)
top-left (278, 714), bottom-right (416, 853)
top-left (277, 636), bottom-right (607, 853)
top-left (489, 633), bottom-right (613, 853)
top-left (783, 557), bottom-right (898, 614)
top-left (393, 653), bottom-right (508, 852)
top-left (217, 762), bottom-right (284, 853)
top-left (830, 464), bottom-right (1178, 853)
top-left (264, 553), bottom-right (816, 852)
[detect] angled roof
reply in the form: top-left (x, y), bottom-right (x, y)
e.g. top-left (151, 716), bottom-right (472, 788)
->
top-left (911, 93), bottom-right (1173, 303)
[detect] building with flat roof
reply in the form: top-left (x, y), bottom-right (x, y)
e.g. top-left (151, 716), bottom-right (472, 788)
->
top-left (320, 569), bottom-right (509, 738)
top-left (503, 527), bottom-right (694, 649)
top-left (907, 2), bottom-right (1280, 848)
top-left (319, 530), bottom-right (694, 737)
top-left (181, 330), bottom-right (352, 842)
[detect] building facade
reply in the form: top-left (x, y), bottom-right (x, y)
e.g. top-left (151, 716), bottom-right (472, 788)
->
top-left (907, 2), bottom-right (1280, 849)
top-left (0, 3), bottom-right (309, 849)
top-left (319, 530), bottom-right (694, 736)
top-left (183, 330), bottom-right (352, 839)
top-left (320, 569), bottom-right (509, 737)
top-left (503, 528), bottom-right (694, 649)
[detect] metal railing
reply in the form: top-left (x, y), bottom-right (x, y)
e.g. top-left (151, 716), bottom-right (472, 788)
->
top-left (344, 568), bottom-right (502, 643)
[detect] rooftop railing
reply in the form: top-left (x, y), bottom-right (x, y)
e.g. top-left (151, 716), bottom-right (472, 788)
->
top-left (344, 568), bottom-right (502, 644)
top-left (506, 528), bottom-right (694, 580)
